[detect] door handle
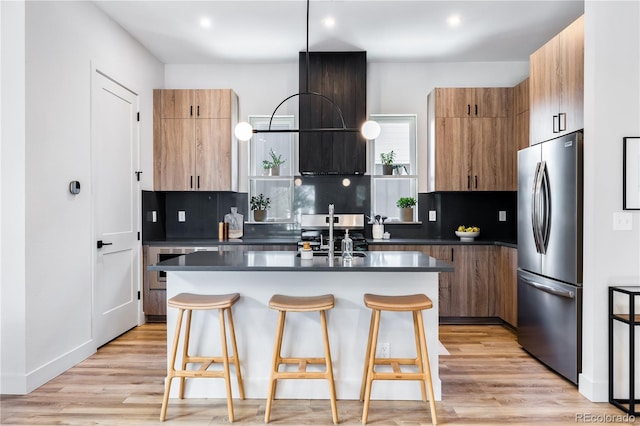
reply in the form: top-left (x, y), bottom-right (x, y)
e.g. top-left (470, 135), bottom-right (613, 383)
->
top-left (97, 240), bottom-right (113, 249)
top-left (521, 278), bottom-right (575, 299)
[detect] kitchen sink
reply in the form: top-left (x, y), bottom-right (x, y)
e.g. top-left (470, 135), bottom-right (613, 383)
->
top-left (296, 251), bottom-right (367, 258)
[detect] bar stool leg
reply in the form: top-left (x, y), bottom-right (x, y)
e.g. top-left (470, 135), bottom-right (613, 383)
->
top-left (320, 310), bottom-right (339, 425)
top-left (359, 311), bottom-right (376, 401)
top-left (226, 307), bottom-right (245, 399)
top-left (416, 310), bottom-right (438, 425)
top-left (178, 309), bottom-right (193, 399)
top-left (264, 310), bottom-right (286, 423)
top-left (362, 309), bottom-right (381, 425)
top-left (160, 308), bottom-right (185, 421)
top-left (413, 311), bottom-right (428, 401)
top-left (217, 308), bottom-right (234, 422)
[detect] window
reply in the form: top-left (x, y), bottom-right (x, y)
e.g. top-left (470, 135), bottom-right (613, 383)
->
top-left (248, 116), bottom-right (295, 222)
top-left (370, 114), bottom-right (418, 222)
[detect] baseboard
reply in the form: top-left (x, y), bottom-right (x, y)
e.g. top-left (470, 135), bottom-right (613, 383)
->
top-left (25, 339), bottom-right (96, 394)
top-left (439, 316), bottom-right (504, 325)
top-left (578, 373), bottom-right (609, 402)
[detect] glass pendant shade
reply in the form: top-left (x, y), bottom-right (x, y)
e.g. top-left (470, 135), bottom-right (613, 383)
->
top-left (234, 121), bottom-right (254, 141)
top-left (361, 120), bottom-right (381, 140)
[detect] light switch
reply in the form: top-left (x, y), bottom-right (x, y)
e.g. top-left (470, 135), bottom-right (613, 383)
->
top-left (428, 210), bottom-right (437, 222)
top-left (613, 212), bottom-right (632, 231)
top-left (152, 211), bottom-right (157, 223)
top-left (178, 211), bottom-right (186, 222)
top-left (499, 211), bottom-right (507, 222)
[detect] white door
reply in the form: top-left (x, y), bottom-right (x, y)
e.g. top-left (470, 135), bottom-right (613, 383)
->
top-left (92, 69), bottom-right (140, 347)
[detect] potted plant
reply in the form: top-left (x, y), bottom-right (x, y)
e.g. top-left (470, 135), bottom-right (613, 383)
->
top-left (250, 193), bottom-right (271, 222)
top-left (380, 151), bottom-right (395, 175)
top-left (396, 197), bottom-right (416, 222)
top-left (263, 148), bottom-right (285, 176)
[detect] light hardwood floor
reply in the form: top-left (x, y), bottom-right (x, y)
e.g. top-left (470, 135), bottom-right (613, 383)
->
top-left (1, 324), bottom-right (629, 425)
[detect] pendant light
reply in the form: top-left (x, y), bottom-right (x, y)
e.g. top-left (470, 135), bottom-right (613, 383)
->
top-left (234, 0), bottom-right (380, 142)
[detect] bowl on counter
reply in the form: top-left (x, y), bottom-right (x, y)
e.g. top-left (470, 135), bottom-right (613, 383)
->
top-left (455, 230), bottom-right (480, 242)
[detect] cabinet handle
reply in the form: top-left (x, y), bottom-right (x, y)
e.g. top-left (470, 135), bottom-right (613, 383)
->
top-left (190, 106), bottom-right (193, 117)
top-left (553, 115), bottom-right (559, 133)
top-left (475, 175), bottom-right (478, 189)
top-left (197, 176), bottom-right (200, 189)
top-left (559, 112), bottom-right (566, 131)
top-left (467, 175), bottom-right (471, 189)
top-left (475, 104), bottom-right (478, 116)
top-left (190, 176), bottom-right (193, 189)
top-left (467, 104), bottom-right (471, 116)
top-left (197, 105), bottom-right (200, 117)
top-left (451, 248), bottom-right (454, 262)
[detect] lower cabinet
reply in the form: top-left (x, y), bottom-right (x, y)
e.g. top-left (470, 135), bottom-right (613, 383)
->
top-left (369, 244), bottom-right (516, 323)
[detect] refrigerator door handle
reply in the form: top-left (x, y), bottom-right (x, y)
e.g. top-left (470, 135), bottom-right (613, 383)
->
top-left (531, 161), bottom-right (544, 253)
top-left (521, 277), bottom-right (575, 299)
top-left (540, 161), bottom-right (551, 253)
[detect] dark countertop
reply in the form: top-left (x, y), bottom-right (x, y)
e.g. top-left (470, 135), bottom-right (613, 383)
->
top-left (144, 237), bottom-right (517, 249)
top-left (147, 250), bottom-right (455, 273)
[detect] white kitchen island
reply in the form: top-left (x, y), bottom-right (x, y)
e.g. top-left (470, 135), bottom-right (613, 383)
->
top-left (149, 250), bottom-right (453, 401)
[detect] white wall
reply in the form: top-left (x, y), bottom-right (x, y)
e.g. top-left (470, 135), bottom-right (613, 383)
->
top-left (580, 0), bottom-right (640, 401)
top-left (0, 1), bottom-right (163, 394)
top-left (1, 0), bottom-right (28, 394)
top-left (166, 61), bottom-right (528, 192)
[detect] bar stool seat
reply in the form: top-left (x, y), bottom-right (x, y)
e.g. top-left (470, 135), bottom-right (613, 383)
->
top-left (265, 294), bottom-right (339, 424)
top-left (160, 292), bottom-right (244, 422)
top-left (360, 293), bottom-right (437, 425)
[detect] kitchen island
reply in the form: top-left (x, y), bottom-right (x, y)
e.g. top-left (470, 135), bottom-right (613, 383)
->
top-left (149, 250), bottom-right (453, 401)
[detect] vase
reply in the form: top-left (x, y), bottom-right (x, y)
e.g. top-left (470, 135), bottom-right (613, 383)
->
top-left (382, 164), bottom-right (393, 175)
top-left (400, 207), bottom-right (414, 222)
top-left (372, 224), bottom-right (384, 240)
top-left (253, 209), bottom-right (267, 222)
top-left (224, 207), bottom-right (244, 238)
top-left (269, 165), bottom-right (280, 176)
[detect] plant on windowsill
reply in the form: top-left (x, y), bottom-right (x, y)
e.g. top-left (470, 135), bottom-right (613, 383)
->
top-left (250, 193), bottom-right (271, 222)
top-left (262, 148), bottom-right (286, 176)
top-left (396, 197), bottom-right (416, 222)
top-left (380, 151), bottom-right (395, 175)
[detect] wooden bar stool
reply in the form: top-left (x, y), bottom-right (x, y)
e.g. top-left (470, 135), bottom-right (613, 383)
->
top-left (264, 294), bottom-right (339, 424)
top-left (359, 293), bottom-right (437, 425)
top-left (160, 292), bottom-right (245, 422)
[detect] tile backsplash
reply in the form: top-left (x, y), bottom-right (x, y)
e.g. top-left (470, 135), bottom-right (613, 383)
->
top-left (142, 189), bottom-right (517, 242)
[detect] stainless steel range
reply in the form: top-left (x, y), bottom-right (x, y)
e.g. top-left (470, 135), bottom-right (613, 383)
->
top-left (298, 213), bottom-right (368, 253)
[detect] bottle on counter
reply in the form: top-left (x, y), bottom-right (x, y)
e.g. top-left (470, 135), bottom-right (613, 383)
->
top-left (341, 229), bottom-right (353, 261)
top-left (301, 241), bottom-right (313, 260)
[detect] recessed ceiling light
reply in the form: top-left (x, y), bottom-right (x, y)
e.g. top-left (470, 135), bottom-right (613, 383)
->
top-left (323, 16), bottom-right (336, 28)
top-left (447, 15), bottom-right (461, 27)
top-left (200, 17), bottom-right (212, 29)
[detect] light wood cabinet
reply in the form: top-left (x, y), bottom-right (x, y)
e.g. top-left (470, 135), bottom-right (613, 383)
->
top-left (153, 89), bottom-right (238, 191)
top-left (529, 15), bottom-right (583, 144)
top-left (434, 88), bottom-right (512, 118)
top-left (428, 88), bottom-right (513, 192)
top-left (370, 244), bottom-right (495, 317)
top-left (496, 246), bottom-right (518, 327)
top-left (511, 78), bottom-right (530, 190)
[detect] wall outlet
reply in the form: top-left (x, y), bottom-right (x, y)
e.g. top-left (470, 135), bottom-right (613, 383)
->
top-left (613, 211), bottom-right (632, 231)
top-left (499, 211), bottom-right (507, 222)
top-left (377, 342), bottom-right (390, 358)
top-left (178, 210), bottom-right (186, 222)
top-left (428, 210), bottom-right (437, 222)
top-left (152, 211), bottom-right (157, 223)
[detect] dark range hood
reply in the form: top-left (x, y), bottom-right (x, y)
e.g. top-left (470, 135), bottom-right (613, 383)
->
top-left (298, 51), bottom-right (367, 175)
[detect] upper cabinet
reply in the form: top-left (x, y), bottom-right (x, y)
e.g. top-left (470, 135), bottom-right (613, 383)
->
top-left (529, 15), bottom-right (584, 144)
top-left (298, 52), bottom-right (367, 175)
top-left (153, 89), bottom-right (238, 191)
top-left (427, 87), bottom-right (514, 192)
top-left (512, 78), bottom-right (530, 190)
top-left (434, 88), bottom-right (512, 118)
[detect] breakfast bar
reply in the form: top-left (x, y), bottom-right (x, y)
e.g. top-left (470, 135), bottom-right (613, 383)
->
top-left (149, 250), bottom-right (453, 401)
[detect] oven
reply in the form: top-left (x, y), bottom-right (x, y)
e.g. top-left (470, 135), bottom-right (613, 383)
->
top-left (297, 214), bottom-right (368, 253)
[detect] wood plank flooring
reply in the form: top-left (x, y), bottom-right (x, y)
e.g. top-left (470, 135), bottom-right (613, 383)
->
top-left (1, 324), bottom-right (628, 425)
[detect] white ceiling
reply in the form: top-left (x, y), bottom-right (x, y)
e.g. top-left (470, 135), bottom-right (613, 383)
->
top-left (93, 0), bottom-right (584, 64)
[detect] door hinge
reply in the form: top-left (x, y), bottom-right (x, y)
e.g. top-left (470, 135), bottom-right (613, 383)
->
top-left (137, 112), bottom-right (140, 122)
top-left (137, 231), bottom-right (141, 241)
top-left (137, 291), bottom-right (141, 300)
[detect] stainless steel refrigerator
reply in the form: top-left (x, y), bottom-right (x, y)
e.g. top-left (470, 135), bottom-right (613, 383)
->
top-left (517, 130), bottom-right (583, 385)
